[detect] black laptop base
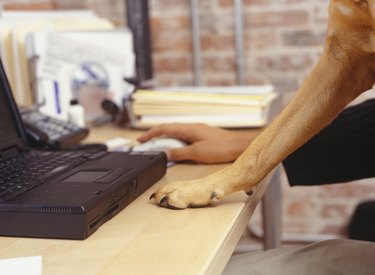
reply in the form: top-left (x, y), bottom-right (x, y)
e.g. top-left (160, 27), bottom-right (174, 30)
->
top-left (0, 151), bottom-right (166, 239)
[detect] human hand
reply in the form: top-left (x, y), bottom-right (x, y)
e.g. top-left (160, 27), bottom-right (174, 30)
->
top-left (137, 123), bottom-right (262, 164)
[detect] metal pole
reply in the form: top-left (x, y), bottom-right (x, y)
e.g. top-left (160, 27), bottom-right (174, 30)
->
top-left (261, 166), bottom-right (282, 250)
top-left (190, 0), bottom-right (202, 86)
top-left (234, 0), bottom-right (245, 85)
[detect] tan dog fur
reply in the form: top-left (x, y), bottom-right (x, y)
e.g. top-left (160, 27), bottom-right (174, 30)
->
top-left (151, 0), bottom-right (375, 209)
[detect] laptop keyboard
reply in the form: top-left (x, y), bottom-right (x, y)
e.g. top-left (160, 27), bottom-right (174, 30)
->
top-left (0, 150), bottom-right (107, 202)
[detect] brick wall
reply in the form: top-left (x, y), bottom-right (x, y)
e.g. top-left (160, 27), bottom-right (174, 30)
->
top-left (149, 0), bottom-right (375, 239)
top-left (1, 0), bottom-right (375, 239)
top-left (252, 172), bottom-right (375, 239)
top-left (149, 0), bottom-right (330, 105)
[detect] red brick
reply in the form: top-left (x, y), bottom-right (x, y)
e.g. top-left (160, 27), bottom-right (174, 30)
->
top-left (245, 30), bottom-right (280, 50)
top-left (282, 30), bottom-right (326, 47)
top-left (317, 182), bottom-right (375, 199)
top-left (154, 74), bottom-right (193, 87)
top-left (201, 55), bottom-right (235, 73)
top-left (287, 199), bottom-right (315, 217)
top-left (152, 0), bottom-right (190, 11)
top-left (152, 32), bottom-right (192, 53)
top-left (151, 16), bottom-right (192, 53)
top-left (200, 34), bottom-right (235, 52)
top-left (246, 10), bottom-right (309, 28)
top-left (151, 16), bottom-right (190, 33)
top-left (320, 204), bottom-right (350, 219)
top-left (204, 76), bottom-right (237, 86)
top-left (244, 74), bottom-right (270, 85)
top-left (256, 54), bottom-right (314, 72)
top-left (153, 56), bottom-right (191, 72)
top-left (218, 0), bottom-right (233, 8)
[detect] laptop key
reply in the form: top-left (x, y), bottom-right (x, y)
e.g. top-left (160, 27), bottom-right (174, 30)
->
top-left (0, 179), bottom-right (42, 202)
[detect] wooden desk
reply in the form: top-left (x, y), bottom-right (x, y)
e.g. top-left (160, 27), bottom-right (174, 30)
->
top-left (0, 126), bottom-right (280, 275)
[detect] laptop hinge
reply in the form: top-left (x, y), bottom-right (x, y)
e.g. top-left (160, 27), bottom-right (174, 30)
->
top-left (0, 146), bottom-right (19, 160)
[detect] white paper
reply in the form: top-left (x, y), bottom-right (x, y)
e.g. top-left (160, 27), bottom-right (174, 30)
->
top-left (0, 255), bottom-right (42, 275)
top-left (35, 32), bottom-right (134, 80)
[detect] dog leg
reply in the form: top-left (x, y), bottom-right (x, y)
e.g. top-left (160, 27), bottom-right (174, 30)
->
top-left (151, 0), bottom-right (375, 209)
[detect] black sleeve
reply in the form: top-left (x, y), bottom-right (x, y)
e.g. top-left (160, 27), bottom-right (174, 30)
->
top-left (283, 98), bottom-right (375, 186)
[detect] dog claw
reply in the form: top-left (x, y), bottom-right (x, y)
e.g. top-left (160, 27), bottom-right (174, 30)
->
top-left (159, 196), bottom-right (169, 207)
top-left (149, 193), bottom-right (156, 200)
top-left (245, 190), bottom-right (254, 196)
top-left (211, 192), bottom-right (218, 200)
top-left (158, 196), bottom-right (184, 210)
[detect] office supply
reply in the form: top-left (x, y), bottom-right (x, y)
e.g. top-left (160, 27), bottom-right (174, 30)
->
top-left (0, 255), bottom-right (42, 275)
top-left (0, 10), bottom-right (115, 106)
top-left (132, 138), bottom-right (187, 152)
top-left (0, 59), bottom-right (167, 239)
top-left (67, 99), bottom-right (85, 127)
top-left (19, 106), bottom-right (89, 150)
top-left (130, 85), bottom-right (280, 128)
top-left (26, 29), bottom-right (135, 121)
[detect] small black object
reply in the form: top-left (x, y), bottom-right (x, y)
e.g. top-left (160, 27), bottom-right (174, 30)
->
top-left (348, 200), bottom-right (375, 242)
top-left (70, 99), bottom-right (79, 105)
top-left (101, 99), bottom-right (131, 127)
top-left (20, 106), bottom-right (89, 150)
top-left (101, 99), bottom-right (119, 117)
top-left (124, 77), bottom-right (140, 87)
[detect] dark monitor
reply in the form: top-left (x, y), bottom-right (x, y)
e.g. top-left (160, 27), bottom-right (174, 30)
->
top-left (0, 60), bottom-right (26, 151)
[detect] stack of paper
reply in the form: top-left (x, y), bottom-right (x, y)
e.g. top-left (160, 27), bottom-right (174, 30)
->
top-left (0, 10), bottom-right (115, 106)
top-left (130, 85), bottom-right (280, 128)
top-left (26, 29), bottom-right (135, 121)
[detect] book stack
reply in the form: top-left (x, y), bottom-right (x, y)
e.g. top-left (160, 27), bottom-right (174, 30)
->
top-left (130, 85), bottom-right (280, 129)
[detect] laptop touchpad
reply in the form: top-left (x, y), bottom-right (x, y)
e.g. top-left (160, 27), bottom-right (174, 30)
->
top-left (63, 171), bottom-right (109, 182)
top-left (63, 168), bottom-right (130, 183)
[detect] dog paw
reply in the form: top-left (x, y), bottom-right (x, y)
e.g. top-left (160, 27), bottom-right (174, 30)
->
top-left (149, 178), bottom-right (228, 209)
top-left (149, 166), bottom-right (252, 209)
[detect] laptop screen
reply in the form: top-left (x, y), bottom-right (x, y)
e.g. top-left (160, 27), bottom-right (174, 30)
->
top-left (0, 89), bottom-right (19, 145)
top-left (0, 61), bottom-right (25, 151)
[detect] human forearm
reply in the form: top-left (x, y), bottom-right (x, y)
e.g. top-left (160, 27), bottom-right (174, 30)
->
top-left (137, 123), bottom-right (262, 164)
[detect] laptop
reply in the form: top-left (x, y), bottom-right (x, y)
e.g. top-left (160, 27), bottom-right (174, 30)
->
top-left (0, 60), bottom-right (167, 239)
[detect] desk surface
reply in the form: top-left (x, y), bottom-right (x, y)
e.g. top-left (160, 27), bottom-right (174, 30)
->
top-left (0, 126), bottom-right (274, 275)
